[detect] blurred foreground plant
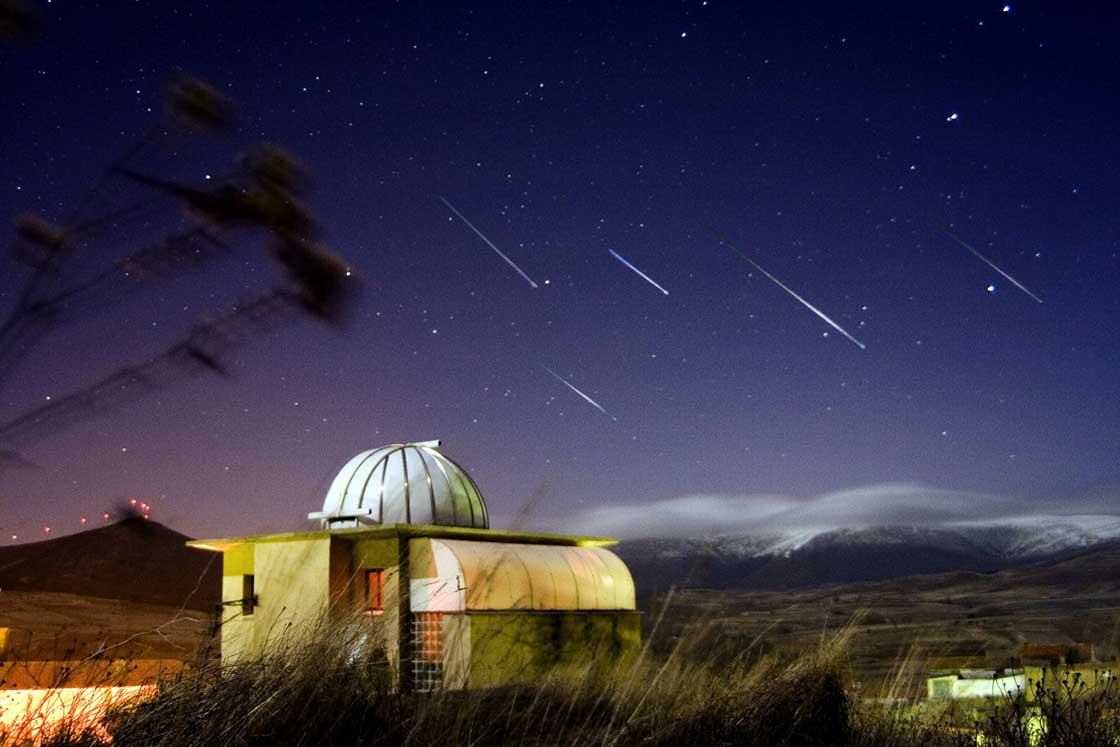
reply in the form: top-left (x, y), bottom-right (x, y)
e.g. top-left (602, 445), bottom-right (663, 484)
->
top-left (0, 69), bottom-right (357, 469)
top-left (14, 613), bottom-right (1120, 747)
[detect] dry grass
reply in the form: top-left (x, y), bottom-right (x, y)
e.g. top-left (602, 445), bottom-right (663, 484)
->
top-left (6, 615), bottom-right (1119, 747)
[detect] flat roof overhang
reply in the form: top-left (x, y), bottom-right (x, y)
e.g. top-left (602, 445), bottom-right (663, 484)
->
top-left (187, 523), bottom-right (619, 552)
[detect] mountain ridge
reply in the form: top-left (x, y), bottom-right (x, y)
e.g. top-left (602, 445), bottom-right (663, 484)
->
top-left (0, 517), bottom-right (220, 609)
top-left (616, 518), bottom-right (1120, 592)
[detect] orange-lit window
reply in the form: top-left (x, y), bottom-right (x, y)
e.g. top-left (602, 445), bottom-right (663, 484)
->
top-left (366, 569), bottom-right (385, 615)
top-left (413, 612), bottom-right (444, 661)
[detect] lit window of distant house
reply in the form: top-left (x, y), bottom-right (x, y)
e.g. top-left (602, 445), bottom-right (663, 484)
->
top-left (242, 575), bottom-right (255, 616)
top-left (366, 569), bottom-right (385, 615)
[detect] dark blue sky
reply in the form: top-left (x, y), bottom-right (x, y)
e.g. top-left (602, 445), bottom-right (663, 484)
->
top-left (1, 1), bottom-right (1118, 542)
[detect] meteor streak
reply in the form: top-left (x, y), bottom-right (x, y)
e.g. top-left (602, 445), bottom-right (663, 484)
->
top-left (707, 228), bottom-right (867, 350)
top-left (439, 197), bottom-right (538, 288)
top-left (938, 226), bottom-right (1043, 304)
top-left (540, 364), bottom-right (617, 420)
top-left (608, 249), bottom-right (670, 295)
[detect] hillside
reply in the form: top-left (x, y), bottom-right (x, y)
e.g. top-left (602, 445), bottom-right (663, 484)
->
top-left (0, 590), bottom-right (213, 661)
top-left (0, 518), bottom-right (220, 609)
top-left (645, 539), bottom-right (1120, 692)
top-left (0, 519), bottom-right (220, 663)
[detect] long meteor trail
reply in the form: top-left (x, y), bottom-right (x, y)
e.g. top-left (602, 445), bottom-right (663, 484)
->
top-left (609, 249), bottom-right (670, 295)
top-left (540, 364), bottom-right (617, 421)
top-left (439, 197), bottom-right (538, 288)
top-left (707, 228), bottom-right (867, 350)
top-left (938, 226), bottom-right (1043, 304)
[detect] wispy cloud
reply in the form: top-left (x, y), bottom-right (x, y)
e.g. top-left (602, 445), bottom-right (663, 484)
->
top-left (558, 482), bottom-right (1120, 540)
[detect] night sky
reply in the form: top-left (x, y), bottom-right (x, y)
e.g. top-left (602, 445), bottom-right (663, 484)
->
top-left (1, 1), bottom-right (1118, 543)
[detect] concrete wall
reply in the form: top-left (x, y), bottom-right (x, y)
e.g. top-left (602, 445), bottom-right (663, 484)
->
top-left (1023, 665), bottom-right (1116, 700)
top-left (348, 537), bottom-right (401, 674)
top-left (220, 538), bottom-right (333, 662)
top-left (926, 673), bottom-right (1025, 700)
top-left (465, 611), bottom-right (641, 688)
top-left (954, 674), bottom-right (1024, 699)
top-left (442, 614), bottom-right (472, 689)
top-left (220, 536), bottom-right (403, 668)
top-left (219, 543), bottom-right (255, 663)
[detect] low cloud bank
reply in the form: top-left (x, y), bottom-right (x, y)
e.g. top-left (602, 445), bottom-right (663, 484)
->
top-left (558, 482), bottom-right (1120, 540)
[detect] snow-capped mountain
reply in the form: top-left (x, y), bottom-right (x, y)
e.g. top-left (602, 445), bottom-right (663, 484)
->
top-left (558, 483), bottom-right (1120, 591)
top-left (614, 516), bottom-right (1120, 592)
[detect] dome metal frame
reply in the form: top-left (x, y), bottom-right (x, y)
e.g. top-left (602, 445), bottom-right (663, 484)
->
top-left (310, 441), bottom-right (489, 530)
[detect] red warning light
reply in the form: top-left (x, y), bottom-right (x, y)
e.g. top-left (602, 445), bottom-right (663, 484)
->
top-left (102, 512), bottom-right (111, 520)
top-left (129, 498), bottom-right (138, 506)
top-left (43, 526), bottom-right (51, 535)
top-left (79, 516), bottom-right (88, 524)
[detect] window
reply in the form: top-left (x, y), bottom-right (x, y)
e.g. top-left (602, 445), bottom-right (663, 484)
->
top-left (366, 569), bottom-right (385, 615)
top-left (412, 612), bottom-right (444, 691)
top-left (412, 612), bottom-right (444, 661)
top-left (241, 574), bottom-right (255, 616)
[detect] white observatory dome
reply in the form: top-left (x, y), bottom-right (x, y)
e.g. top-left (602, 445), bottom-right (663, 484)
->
top-left (309, 441), bottom-right (489, 530)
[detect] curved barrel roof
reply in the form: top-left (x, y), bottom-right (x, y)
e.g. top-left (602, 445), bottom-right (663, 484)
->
top-left (409, 538), bottom-right (636, 612)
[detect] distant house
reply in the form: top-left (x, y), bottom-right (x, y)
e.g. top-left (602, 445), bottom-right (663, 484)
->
top-left (927, 641), bottom-right (1113, 703)
top-left (1019, 642), bottom-right (1094, 666)
top-left (926, 669), bottom-right (1026, 700)
top-left (188, 441), bottom-right (641, 691)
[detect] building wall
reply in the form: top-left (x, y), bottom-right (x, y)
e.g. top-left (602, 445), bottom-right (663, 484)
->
top-left (955, 674), bottom-right (1024, 699)
top-left (927, 676), bottom-right (954, 700)
top-left (348, 537), bottom-right (401, 674)
top-left (464, 611), bottom-right (641, 688)
top-left (442, 614), bottom-right (472, 688)
top-left (220, 538), bottom-right (334, 662)
top-left (1023, 665), bottom-right (1116, 700)
top-left (926, 673), bottom-right (1025, 700)
top-left (219, 543), bottom-right (255, 663)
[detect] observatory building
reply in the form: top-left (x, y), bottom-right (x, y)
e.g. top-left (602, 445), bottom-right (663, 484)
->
top-left (187, 441), bottom-right (639, 691)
